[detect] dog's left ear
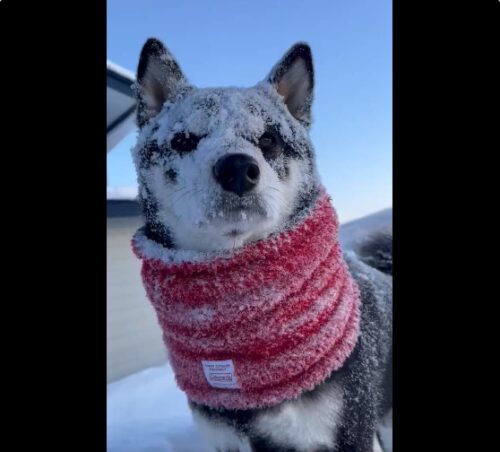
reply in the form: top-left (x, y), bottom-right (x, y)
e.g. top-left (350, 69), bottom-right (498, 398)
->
top-left (135, 38), bottom-right (190, 128)
top-left (267, 43), bottom-right (314, 126)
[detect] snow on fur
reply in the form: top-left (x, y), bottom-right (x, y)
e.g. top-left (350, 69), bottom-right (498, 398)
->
top-left (132, 188), bottom-right (361, 409)
top-left (131, 76), bottom-right (318, 252)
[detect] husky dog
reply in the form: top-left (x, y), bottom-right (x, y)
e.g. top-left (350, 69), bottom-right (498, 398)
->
top-left (132, 38), bottom-right (392, 452)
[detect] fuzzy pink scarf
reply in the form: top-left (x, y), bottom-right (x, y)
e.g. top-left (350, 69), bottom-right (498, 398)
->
top-left (132, 189), bottom-right (360, 410)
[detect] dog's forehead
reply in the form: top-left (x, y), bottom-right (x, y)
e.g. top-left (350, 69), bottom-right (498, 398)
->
top-left (152, 84), bottom-right (293, 142)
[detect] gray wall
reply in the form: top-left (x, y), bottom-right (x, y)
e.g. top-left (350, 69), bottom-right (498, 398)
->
top-left (107, 215), bottom-right (167, 382)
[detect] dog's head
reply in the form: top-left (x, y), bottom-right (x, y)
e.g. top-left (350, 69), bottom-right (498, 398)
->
top-left (132, 39), bottom-right (320, 251)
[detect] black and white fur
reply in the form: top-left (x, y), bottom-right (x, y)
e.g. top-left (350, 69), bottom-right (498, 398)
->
top-left (132, 38), bottom-right (392, 452)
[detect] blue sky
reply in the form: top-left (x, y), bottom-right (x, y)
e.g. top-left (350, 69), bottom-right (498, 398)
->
top-left (107, 0), bottom-right (391, 222)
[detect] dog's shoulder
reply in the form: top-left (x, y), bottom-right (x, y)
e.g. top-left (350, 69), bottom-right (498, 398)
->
top-left (344, 246), bottom-right (392, 320)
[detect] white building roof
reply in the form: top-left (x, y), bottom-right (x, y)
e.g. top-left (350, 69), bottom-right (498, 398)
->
top-left (107, 60), bottom-right (136, 152)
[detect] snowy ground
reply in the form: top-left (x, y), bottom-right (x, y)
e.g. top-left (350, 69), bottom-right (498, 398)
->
top-left (339, 207), bottom-right (392, 251)
top-left (107, 364), bottom-right (209, 452)
top-left (107, 207), bottom-right (392, 452)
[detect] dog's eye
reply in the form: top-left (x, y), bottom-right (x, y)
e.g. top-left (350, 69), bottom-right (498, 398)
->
top-left (170, 132), bottom-right (202, 154)
top-left (259, 135), bottom-right (274, 148)
top-left (258, 132), bottom-right (282, 159)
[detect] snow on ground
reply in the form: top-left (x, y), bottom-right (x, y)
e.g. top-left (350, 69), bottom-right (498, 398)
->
top-left (107, 207), bottom-right (392, 452)
top-left (107, 364), bottom-right (210, 452)
top-left (339, 207), bottom-right (392, 251)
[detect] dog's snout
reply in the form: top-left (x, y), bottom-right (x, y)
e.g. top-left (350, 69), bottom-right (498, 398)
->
top-left (213, 154), bottom-right (260, 196)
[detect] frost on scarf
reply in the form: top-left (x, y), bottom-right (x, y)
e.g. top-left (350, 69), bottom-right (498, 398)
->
top-left (132, 189), bottom-right (361, 409)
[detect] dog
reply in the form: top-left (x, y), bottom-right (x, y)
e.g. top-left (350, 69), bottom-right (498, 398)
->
top-left (131, 38), bottom-right (392, 452)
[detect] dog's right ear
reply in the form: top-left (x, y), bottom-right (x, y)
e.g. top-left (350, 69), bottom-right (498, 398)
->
top-left (135, 38), bottom-right (189, 128)
top-left (267, 43), bottom-right (314, 127)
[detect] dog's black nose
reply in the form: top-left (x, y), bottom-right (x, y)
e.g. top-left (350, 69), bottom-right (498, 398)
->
top-left (213, 154), bottom-right (260, 196)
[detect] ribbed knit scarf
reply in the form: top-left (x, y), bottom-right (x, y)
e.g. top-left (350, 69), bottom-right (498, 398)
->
top-left (132, 189), bottom-right (360, 410)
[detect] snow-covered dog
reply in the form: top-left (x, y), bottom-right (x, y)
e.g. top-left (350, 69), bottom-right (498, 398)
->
top-left (131, 38), bottom-right (392, 452)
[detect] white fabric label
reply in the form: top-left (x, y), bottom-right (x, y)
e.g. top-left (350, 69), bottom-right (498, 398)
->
top-left (201, 359), bottom-right (239, 389)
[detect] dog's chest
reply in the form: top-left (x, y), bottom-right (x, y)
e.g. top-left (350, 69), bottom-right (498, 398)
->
top-left (193, 383), bottom-right (343, 451)
top-left (253, 385), bottom-right (343, 450)
top-left (193, 413), bottom-right (253, 452)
